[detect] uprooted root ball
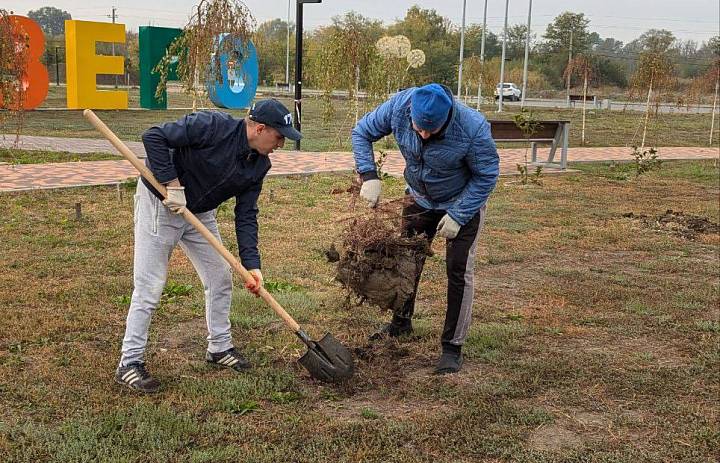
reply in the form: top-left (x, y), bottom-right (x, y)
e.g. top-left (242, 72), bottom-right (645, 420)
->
top-left (336, 208), bottom-right (431, 311)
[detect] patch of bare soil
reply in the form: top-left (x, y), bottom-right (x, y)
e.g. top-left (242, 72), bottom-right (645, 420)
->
top-left (554, 332), bottom-right (691, 368)
top-left (328, 394), bottom-right (453, 421)
top-left (159, 317), bottom-right (206, 353)
top-left (345, 340), bottom-right (434, 388)
top-left (528, 424), bottom-right (585, 452)
top-left (521, 402), bottom-right (656, 450)
top-left (572, 411), bottom-right (607, 429)
top-left (322, 338), bottom-right (488, 400)
top-left (623, 210), bottom-right (719, 239)
top-left (320, 341), bottom-right (492, 421)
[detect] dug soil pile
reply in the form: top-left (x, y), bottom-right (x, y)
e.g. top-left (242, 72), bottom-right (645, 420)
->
top-left (335, 209), bottom-right (431, 311)
top-left (623, 210), bottom-right (720, 239)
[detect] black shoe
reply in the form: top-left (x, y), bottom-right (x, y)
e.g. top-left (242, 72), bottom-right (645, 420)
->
top-left (115, 362), bottom-right (160, 393)
top-left (369, 320), bottom-right (413, 341)
top-left (434, 351), bottom-right (464, 375)
top-left (206, 348), bottom-right (251, 372)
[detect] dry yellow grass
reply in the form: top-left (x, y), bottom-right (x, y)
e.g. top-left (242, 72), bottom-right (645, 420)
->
top-left (0, 160), bottom-right (718, 461)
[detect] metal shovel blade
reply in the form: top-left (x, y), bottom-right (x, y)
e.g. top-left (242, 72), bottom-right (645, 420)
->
top-left (298, 333), bottom-right (355, 382)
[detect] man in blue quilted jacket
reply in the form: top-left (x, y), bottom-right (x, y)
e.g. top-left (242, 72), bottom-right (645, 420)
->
top-left (352, 83), bottom-right (499, 374)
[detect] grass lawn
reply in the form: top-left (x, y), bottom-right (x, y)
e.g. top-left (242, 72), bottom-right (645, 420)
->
top-left (0, 160), bottom-right (718, 462)
top-left (0, 148), bottom-right (118, 164)
top-left (3, 85), bottom-right (718, 152)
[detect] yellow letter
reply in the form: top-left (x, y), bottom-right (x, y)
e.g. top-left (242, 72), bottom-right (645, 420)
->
top-left (65, 20), bottom-right (127, 109)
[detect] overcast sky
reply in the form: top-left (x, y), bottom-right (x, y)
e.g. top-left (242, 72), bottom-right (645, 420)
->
top-left (7, 0), bottom-right (719, 45)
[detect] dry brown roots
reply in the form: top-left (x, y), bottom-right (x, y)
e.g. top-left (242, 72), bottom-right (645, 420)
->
top-left (335, 201), bottom-right (430, 311)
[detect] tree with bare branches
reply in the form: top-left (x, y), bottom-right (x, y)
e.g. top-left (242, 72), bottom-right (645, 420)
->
top-left (0, 10), bottom-right (31, 144)
top-left (701, 59), bottom-right (720, 145)
top-left (564, 53), bottom-right (595, 145)
top-left (630, 48), bottom-right (675, 149)
top-left (154, 0), bottom-right (255, 111)
top-left (307, 13), bottom-right (380, 125)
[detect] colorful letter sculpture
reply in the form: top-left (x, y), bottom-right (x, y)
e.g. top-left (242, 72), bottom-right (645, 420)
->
top-left (0, 15), bottom-right (260, 111)
top-left (0, 15), bottom-right (49, 110)
top-left (206, 34), bottom-right (258, 109)
top-left (139, 26), bottom-right (183, 109)
top-left (65, 20), bottom-right (127, 109)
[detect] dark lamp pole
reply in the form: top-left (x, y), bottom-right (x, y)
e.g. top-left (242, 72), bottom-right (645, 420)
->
top-left (293, 0), bottom-right (321, 150)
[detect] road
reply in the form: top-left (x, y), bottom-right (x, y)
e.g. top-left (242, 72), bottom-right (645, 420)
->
top-left (261, 87), bottom-right (717, 115)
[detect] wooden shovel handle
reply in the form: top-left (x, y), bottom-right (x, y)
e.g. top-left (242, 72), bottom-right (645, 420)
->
top-left (83, 109), bottom-right (301, 333)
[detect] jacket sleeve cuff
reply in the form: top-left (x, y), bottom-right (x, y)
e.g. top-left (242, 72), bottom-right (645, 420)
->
top-left (240, 257), bottom-right (260, 271)
top-left (446, 210), bottom-right (467, 227)
top-left (154, 169), bottom-right (179, 184)
top-left (360, 170), bottom-right (379, 182)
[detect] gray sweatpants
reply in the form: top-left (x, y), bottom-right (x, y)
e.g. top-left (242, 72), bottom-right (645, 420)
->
top-left (119, 180), bottom-right (234, 366)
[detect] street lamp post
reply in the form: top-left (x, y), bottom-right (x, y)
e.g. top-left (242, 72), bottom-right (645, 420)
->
top-left (285, 0), bottom-right (291, 90)
top-left (498, 0), bottom-right (510, 112)
top-left (55, 46), bottom-right (61, 86)
top-left (477, 0), bottom-right (488, 110)
top-left (293, 0), bottom-right (322, 150)
top-left (108, 6), bottom-right (118, 88)
top-left (457, 0), bottom-right (467, 98)
top-left (566, 30), bottom-right (573, 107)
top-left (521, 0), bottom-right (532, 108)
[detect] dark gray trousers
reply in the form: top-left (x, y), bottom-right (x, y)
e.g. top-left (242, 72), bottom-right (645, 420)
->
top-left (396, 196), bottom-right (487, 352)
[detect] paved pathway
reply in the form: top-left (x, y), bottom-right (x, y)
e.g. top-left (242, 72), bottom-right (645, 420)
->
top-left (0, 135), bottom-right (717, 192)
top-left (1, 134), bottom-right (148, 155)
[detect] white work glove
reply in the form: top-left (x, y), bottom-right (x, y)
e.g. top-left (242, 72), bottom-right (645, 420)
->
top-left (245, 269), bottom-right (263, 297)
top-left (359, 179), bottom-right (381, 208)
top-left (162, 186), bottom-right (186, 214)
top-left (436, 214), bottom-right (461, 240)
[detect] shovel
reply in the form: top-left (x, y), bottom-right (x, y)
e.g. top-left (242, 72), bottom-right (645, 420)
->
top-left (84, 109), bottom-right (354, 383)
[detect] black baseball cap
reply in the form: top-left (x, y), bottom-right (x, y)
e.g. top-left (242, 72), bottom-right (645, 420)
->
top-left (248, 99), bottom-right (302, 141)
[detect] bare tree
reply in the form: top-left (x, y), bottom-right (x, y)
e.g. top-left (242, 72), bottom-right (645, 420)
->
top-left (564, 53), bottom-right (595, 145)
top-left (154, 0), bottom-right (255, 111)
top-left (630, 49), bottom-right (675, 149)
top-left (702, 59), bottom-right (720, 146)
top-left (0, 10), bottom-right (31, 144)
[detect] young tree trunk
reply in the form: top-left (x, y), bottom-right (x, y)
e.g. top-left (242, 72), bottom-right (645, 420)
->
top-left (641, 75), bottom-right (653, 150)
top-left (711, 75), bottom-right (719, 146)
top-left (192, 46), bottom-right (199, 112)
top-left (581, 70), bottom-right (588, 145)
top-left (354, 65), bottom-right (360, 125)
top-left (476, 65), bottom-right (484, 110)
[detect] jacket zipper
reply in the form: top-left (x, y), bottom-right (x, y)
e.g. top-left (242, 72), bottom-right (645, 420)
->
top-left (416, 133), bottom-right (429, 198)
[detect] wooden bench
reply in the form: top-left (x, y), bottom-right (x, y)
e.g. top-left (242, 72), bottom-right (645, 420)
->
top-left (488, 119), bottom-right (570, 169)
top-left (568, 94), bottom-right (597, 108)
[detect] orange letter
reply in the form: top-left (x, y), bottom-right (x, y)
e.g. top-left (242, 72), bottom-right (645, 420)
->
top-left (0, 15), bottom-right (49, 110)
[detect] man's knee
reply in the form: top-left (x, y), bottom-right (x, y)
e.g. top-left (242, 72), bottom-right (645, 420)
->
top-left (131, 280), bottom-right (166, 306)
top-left (203, 264), bottom-right (233, 293)
top-left (446, 251), bottom-right (470, 278)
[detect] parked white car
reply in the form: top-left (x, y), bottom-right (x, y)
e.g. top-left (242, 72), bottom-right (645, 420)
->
top-left (494, 82), bottom-right (522, 101)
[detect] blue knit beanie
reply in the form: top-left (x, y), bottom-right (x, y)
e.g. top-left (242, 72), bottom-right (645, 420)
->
top-left (410, 83), bottom-right (452, 131)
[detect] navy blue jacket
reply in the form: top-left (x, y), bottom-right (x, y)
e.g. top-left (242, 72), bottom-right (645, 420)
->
top-left (141, 111), bottom-right (269, 270)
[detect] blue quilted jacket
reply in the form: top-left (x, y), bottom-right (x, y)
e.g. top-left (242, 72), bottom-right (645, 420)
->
top-left (352, 85), bottom-right (499, 225)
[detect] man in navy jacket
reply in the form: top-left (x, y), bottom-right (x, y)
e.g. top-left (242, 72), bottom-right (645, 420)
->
top-left (352, 83), bottom-right (499, 374)
top-left (115, 99), bottom-right (301, 393)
